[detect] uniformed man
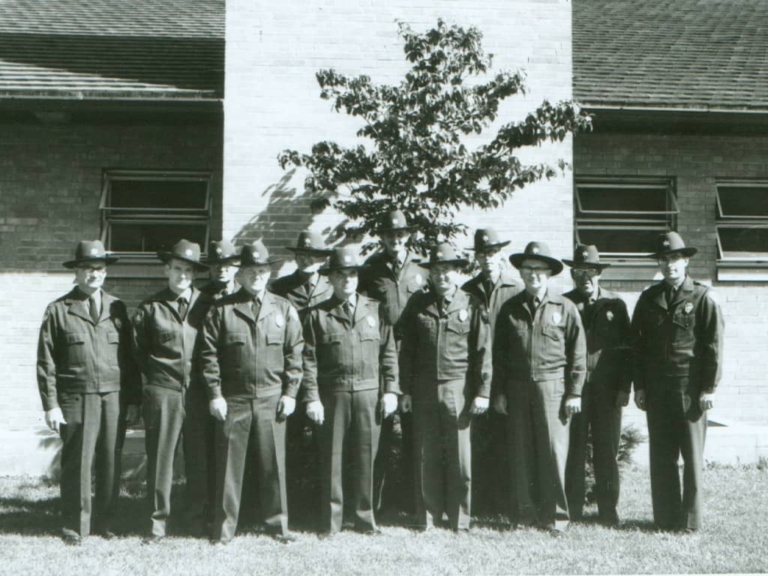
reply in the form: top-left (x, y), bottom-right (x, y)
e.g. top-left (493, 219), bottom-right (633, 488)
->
top-left (302, 247), bottom-right (400, 536)
top-left (357, 210), bottom-right (427, 514)
top-left (562, 245), bottom-right (632, 526)
top-left (462, 228), bottom-right (520, 517)
top-left (132, 239), bottom-right (210, 543)
top-left (199, 240), bottom-right (303, 544)
top-left (200, 239), bottom-right (240, 299)
top-left (631, 232), bottom-right (724, 532)
top-left (399, 243), bottom-right (492, 532)
top-left (37, 240), bottom-right (139, 544)
top-left (493, 241), bottom-right (586, 535)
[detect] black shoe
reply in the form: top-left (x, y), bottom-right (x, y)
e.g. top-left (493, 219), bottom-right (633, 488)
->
top-left (61, 529), bottom-right (82, 546)
top-left (272, 532), bottom-right (298, 544)
top-left (549, 528), bottom-right (566, 538)
top-left (142, 535), bottom-right (165, 545)
top-left (97, 530), bottom-right (117, 540)
top-left (318, 531), bottom-right (336, 541)
top-left (358, 527), bottom-right (382, 536)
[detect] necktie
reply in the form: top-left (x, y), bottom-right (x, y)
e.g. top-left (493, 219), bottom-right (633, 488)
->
top-left (665, 286), bottom-right (675, 307)
top-left (483, 278), bottom-right (494, 298)
top-left (177, 297), bottom-right (188, 320)
top-left (252, 297), bottom-right (261, 318)
top-left (89, 296), bottom-right (100, 324)
top-left (343, 300), bottom-right (354, 322)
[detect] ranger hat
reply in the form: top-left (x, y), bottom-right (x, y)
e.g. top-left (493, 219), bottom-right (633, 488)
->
top-left (468, 228), bottom-right (511, 252)
top-left (509, 241), bottom-right (564, 276)
top-left (375, 210), bottom-right (417, 234)
top-left (649, 232), bottom-right (698, 259)
top-left (422, 242), bottom-right (470, 269)
top-left (319, 246), bottom-right (368, 275)
top-left (562, 244), bottom-right (611, 270)
top-left (157, 239), bottom-right (209, 271)
top-left (201, 240), bottom-right (240, 265)
top-left (240, 240), bottom-right (282, 267)
top-left (63, 240), bottom-right (119, 268)
top-left (285, 230), bottom-right (333, 256)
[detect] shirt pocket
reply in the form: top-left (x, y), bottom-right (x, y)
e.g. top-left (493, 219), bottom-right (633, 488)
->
top-left (63, 332), bottom-right (86, 367)
top-left (223, 332), bottom-right (248, 369)
top-left (320, 332), bottom-right (346, 368)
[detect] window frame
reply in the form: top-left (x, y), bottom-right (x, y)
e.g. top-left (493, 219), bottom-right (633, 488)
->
top-left (715, 180), bottom-right (768, 263)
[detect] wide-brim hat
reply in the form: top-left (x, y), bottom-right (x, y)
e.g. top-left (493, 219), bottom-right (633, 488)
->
top-left (201, 240), bottom-right (240, 264)
top-left (421, 242), bottom-right (470, 269)
top-left (285, 230), bottom-right (333, 256)
top-left (63, 240), bottom-right (119, 268)
top-left (563, 244), bottom-right (611, 270)
top-left (375, 209), bottom-right (417, 234)
top-left (157, 239), bottom-right (209, 271)
top-left (649, 232), bottom-right (698, 259)
top-left (319, 246), bottom-right (368, 275)
top-left (239, 240), bottom-right (282, 267)
top-left (509, 241), bottom-right (564, 276)
top-left (468, 228), bottom-right (511, 252)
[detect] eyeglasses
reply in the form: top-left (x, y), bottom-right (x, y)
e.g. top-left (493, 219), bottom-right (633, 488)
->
top-left (76, 265), bottom-right (107, 273)
top-left (519, 266), bottom-right (550, 275)
top-left (572, 268), bottom-right (599, 278)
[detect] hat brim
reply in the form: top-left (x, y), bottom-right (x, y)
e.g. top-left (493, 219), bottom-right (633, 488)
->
top-left (562, 259), bottom-right (611, 270)
top-left (509, 253), bottom-right (564, 276)
top-left (239, 257), bottom-right (283, 268)
top-left (200, 255), bottom-right (240, 265)
top-left (318, 264), bottom-right (369, 275)
top-left (157, 252), bottom-right (210, 271)
top-left (468, 240), bottom-right (511, 252)
top-left (421, 258), bottom-right (470, 269)
top-left (375, 225), bottom-right (417, 234)
top-left (285, 247), bottom-right (334, 256)
top-left (62, 255), bottom-right (119, 269)
top-left (649, 247), bottom-right (698, 259)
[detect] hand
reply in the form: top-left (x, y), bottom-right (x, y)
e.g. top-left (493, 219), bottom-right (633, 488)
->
top-left (209, 398), bottom-right (228, 421)
top-left (306, 400), bottom-right (324, 425)
top-left (699, 392), bottom-right (715, 412)
top-left (493, 394), bottom-right (508, 416)
top-left (634, 390), bottom-right (646, 411)
top-left (277, 395), bottom-right (296, 420)
top-left (564, 395), bottom-right (581, 417)
top-left (469, 396), bottom-right (489, 416)
top-left (125, 404), bottom-right (141, 426)
top-left (380, 393), bottom-right (398, 418)
top-left (615, 391), bottom-right (630, 408)
top-left (45, 407), bottom-right (66, 434)
top-left (399, 394), bottom-right (413, 414)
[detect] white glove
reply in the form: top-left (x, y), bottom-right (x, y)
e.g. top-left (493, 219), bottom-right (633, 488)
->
top-left (469, 396), bottom-right (489, 416)
top-left (306, 400), bottom-right (325, 425)
top-left (381, 393), bottom-right (398, 418)
top-left (209, 397), bottom-right (228, 421)
top-left (277, 395), bottom-right (296, 419)
top-left (45, 407), bottom-right (67, 434)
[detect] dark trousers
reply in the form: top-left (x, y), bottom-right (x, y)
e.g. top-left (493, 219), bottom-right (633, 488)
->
top-left (565, 380), bottom-right (622, 523)
top-left (646, 382), bottom-right (707, 531)
top-left (471, 410), bottom-right (514, 518)
top-left (318, 388), bottom-right (380, 534)
top-left (213, 395), bottom-right (288, 542)
top-left (509, 378), bottom-right (570, 531)
top-left (59, 391), bottom-right (121, 536)
top-left (184, 381), bottom-right (216, 529)
top-left (373, 412), bottom-right (414, 514)
top-left (412, 379), bottom-right (472, 531)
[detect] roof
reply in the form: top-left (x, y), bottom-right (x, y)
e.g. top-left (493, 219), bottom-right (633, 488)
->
top-left (573, 0), bottom-right (768, 112)
top-left (0, 0), bottom-right (224, 101)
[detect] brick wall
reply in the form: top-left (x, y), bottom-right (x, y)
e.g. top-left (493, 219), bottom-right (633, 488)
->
top-left (575, 132), bottom-right (768, 426)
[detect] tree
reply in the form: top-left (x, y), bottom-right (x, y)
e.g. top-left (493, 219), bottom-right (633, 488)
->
top-left (278, 19), bottom-right (592, 253)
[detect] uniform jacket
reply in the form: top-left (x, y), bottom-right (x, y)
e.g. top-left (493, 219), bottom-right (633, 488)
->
top-left (269, 270), bottom-right (333, 320)
top-left (399, 287), bottom-right (492, 397)
top-left (358, 250), bottom-right (427, 338)
top-left (302, 294), bottom-right (400, 402)
top-left (492, 290), bottom-right (587, 396)
top-left (564, 287), bottom-right (632, 393)
top-left (37, 288), bottom-right (139, 411)
top-left (199, 288), bottom-right (303, 400)
top-left (631, 276), bottom-right (724, 394)
top-left (462, 269), bottom-right (521, 336)
top-left (133, 286), bottom-right (207, 392)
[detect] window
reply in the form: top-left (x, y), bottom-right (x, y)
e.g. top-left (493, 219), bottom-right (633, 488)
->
top-left (100, 170), bottom-right (212, 255)
top-left (574, 177), bottom-right (678, 260)
top-left (716, 181), bottom-right (768, 262)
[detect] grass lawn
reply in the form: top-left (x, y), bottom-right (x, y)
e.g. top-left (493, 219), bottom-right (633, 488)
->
top-left (0, 464), bottom-right (766, 576)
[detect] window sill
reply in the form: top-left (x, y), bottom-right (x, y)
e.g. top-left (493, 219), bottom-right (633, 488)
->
top-left (716, 262), bottom-right (768, 282)
top-left (107, 257), bottom-right (167, 279)
top-left (597, 261), bottom-right (663, 282)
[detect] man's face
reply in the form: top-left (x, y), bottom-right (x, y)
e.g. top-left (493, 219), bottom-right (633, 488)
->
top-left (381, 230), bottom-right (410, 261)
top-left (329, 269), bottom-right (358, 299)
top-left (75, 263), bottom-right (107, 293)
top-left (210, 261), bottom-right (238, 284)
top-left (571, 267), bottom-right (600, 298)
top-left (477, 246), bottom-right (503, 278)
top-left (658, 253), bottom-right (689, 284)
top-left (519, 258), bottom-right (552, 294)
top-left (238, 264), bottom-right (271, 295)
top-left (296, 253), bottom-right (326, 274)
top-left (166, 259), bottom-right (196, 294)
top-left (429, 263), bottom-right (460, 296)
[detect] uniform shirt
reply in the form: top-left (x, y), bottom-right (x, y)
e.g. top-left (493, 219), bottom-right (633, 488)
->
top-left (462, 269), bottom-right (521, 336)
top-left (358, 250), bottom-right (427, 338)
top-left (564, 287), bottom-right (632, 393)
top-left (631, 275), bottom-right (724, 394)
top-left (270, 270), bottom-right (333, 320)
top-left (37, 287), bottom-right (139, 411)
top-left (302, 293), bottom-right (399, 402)
top-left (493, 289), bottom-right (587, 396)
top-left (399, 287), bottom-right (492, 397)
top-left (199, 288), bottom-right (303, 400)
top-left (132, 286), bottom-right (207, 392)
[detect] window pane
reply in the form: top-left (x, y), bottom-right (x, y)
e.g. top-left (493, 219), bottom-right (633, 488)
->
top-left (719, 227), bottom-right (768, 259)
top-left (110, 179), bottom-right (208, 210)
top-left (578, 185), bottom-right (671, 214)
top-left (110, 222), bottom-right (207, 252)
top-left (578, 228), bottom-right (661, 255)
top-left (718, 186), bottom-right (768, 218)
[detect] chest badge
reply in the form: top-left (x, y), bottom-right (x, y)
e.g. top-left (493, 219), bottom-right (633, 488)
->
top-left (459, 309), bottom-right (468, 322)
top-left (275, 314), bottom-right (284, 327)
top-left (606, 311), bottom-right (614, 322)
top-left (552, 312), bottom-right (562, 325)
top-left (366, 316), bottom-right (376, 328)
top-left (684, 302), bottom-right (694, 314)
